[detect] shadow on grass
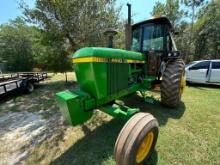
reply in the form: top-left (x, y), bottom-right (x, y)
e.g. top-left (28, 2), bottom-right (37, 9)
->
top-left (37, 80), bottom-right (77, 92)
top-left (52, 93), bottom-right (185, 165)
top-left (52, 117), bottom-right (158, 165)
top-left (51, 119), bottom-right (124, 165)
top-left (122, 94), bottom-right (186, 126)
top-left (186, 81), bottom-right (220, 90)
top-left (0, 89), bottom-right (23, 103)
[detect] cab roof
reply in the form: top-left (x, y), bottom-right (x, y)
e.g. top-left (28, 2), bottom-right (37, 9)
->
top-left (132, 17), bottom-right (173, 31)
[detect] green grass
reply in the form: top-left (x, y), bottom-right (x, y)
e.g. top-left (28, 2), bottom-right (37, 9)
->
top-left (29, 84), bottom-right (220, 165)
top-left (1, 73), bottom-right (219, 165)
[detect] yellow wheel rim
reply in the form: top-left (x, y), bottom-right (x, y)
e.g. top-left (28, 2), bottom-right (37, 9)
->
top-left (180, 73), bottom-right (186, 95)
top-left (136, 131), bottom-right (154, 163)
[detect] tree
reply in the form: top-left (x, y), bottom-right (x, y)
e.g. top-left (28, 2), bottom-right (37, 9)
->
top-left (182, 0), bottom-right (205, 31)
top-left (151, 0), bottom-right (185, 27)
top-left (151, 2), bottom-right (166, 17)
top-left (0, 17), bottom-right (37, 71)
top-left (19, 0), bottom-right (122, 82)
top-left (37, 33), bottom-right (72, 83)
top-left (181, 0), bottom-right (205, 60)
top-left (194, 0), bottom-right (220, 60)
top-left (174, 21), bottom-right (192, 59)
top-left (21, 0), bottom-right (121, 51)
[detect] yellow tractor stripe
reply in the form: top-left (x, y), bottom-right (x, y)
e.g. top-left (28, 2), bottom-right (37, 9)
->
top-left (72, 57), bottom-right (145, 64)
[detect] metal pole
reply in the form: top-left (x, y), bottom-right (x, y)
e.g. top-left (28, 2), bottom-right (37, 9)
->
top-left (125, 3), bottom-right (132, 50)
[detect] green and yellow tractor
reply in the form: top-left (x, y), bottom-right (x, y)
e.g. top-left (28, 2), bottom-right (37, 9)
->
top-left (56, 4), bottom-right (185, 165)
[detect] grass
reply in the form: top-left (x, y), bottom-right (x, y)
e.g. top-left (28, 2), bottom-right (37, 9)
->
top-left (1, 73), bottom-right (220, 165)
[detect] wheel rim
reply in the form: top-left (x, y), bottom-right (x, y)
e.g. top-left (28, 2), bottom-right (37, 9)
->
top-left (180, 73), bottom-right (186, 95)
top-left (28, 83), bottom-right (34, 92)
top-left (136, 131), bottom-right (154, 163)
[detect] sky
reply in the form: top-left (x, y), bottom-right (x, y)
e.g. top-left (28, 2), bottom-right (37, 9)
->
top-left (0, 0), bottom-right (166, 24)
top-left (0, 0), bottom-right (34, 24)
top-left (116, 0), bottom-right (166, 23)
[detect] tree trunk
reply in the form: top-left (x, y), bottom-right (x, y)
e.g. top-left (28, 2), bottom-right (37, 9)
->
top-left (186, 2), bottom-right (195, 62)
top-left (66, 33), bottom-right (76, 51)
top-left (65, 72), bottom-right (67, 84)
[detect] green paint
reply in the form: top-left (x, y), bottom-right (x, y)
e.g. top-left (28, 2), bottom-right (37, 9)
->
top-left (56, 84), bottom-right (141, 125)
top-left (73, 47), bottom-right (145, 61)
top-left (75, 62), bottom-right (107, 99)
top-left (107, 63), bottom-right (128, 95)
top-left (100, 105), bottom-right (139, 120)
top-left (56, 89), bottom-right (93, 126)
top-left (56, 46), bottom-right (158, 126)
top-left (96, 83), bottom-right (140, 106)
top-left (141, 76), bottom-right (156, 89)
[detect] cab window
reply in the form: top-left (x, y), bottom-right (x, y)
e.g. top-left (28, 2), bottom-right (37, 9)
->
top-left (142, 24), bottom-right (163, 51)
top-left (131, 28), bottom-right (141, 51)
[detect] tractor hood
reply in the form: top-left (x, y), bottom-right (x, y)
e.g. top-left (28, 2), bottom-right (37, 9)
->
top-left (73, 47), bottom-right (145, 61)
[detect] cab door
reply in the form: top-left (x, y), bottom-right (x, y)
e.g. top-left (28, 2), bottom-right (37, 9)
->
top-left (188, 61), bottom-right (210, 83)
top-left (209, 61), bottom-right (220, 83)
top-left (142, 24), bottom-right (164, 76)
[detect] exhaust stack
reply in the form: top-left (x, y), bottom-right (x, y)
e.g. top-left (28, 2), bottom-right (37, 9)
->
top-left (125, 3), bottom-right (132, 50)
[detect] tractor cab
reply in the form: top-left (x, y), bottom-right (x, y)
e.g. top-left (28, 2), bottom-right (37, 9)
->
top-left (131, 17), bottom-right (180, 76)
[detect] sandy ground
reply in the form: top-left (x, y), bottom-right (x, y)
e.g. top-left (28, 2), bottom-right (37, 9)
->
top-left (0, 73), bottom-right (72, 165)
top-left (0, 110), bottom-right (63, 165)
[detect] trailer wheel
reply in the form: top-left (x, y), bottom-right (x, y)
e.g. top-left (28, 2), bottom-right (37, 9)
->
top-left (114, 112), bottom-right (159, 165)
top-left (26, 82), bottom-right (34, 93)
top-left (161, 59), bottom-right (185, 107)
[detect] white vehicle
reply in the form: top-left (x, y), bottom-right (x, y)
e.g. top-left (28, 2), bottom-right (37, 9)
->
top-left (185, 60), bottom-right (220, 84)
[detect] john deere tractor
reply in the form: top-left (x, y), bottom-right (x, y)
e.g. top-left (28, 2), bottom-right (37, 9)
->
top-left (56, 4), bottom-right (185, 165)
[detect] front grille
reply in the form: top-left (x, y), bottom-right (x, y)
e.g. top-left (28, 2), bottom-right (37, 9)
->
top-left (107, 63), bottom-right (128, 95)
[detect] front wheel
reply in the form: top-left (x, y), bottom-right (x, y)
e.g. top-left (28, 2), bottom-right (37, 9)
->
top-left (114, 112), bottom-right (159, 165)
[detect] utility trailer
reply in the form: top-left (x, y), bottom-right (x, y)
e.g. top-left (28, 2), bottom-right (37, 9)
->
top-left (0, 72), bottom-right (47, 96)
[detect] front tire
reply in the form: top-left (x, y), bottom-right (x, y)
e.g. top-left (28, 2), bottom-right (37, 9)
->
top-left (161, 59), bottom-right (185, 108)
top-left (114, 112), bottom-right (159, 165)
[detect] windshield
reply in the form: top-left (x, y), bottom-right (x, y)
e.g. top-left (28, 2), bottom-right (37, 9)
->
top-left (131, 24), bottom-right (164, 52)
top-left (131, 28), bottom-right (141, 51)
top-left (143, 24), bottom-right (164, 51)
top-left (185, 61), bottom-right (197, 67)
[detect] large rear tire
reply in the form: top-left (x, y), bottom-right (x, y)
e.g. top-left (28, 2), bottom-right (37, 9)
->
top-left (114, 112), bottom-right (159, 165)
top-left (161, 59), bottom-right (185, 107)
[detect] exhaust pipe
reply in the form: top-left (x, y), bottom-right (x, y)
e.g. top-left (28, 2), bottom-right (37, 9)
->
top-left (104, 28), bottom-right (118, 48)
top-left (125, 3), bottom-right (132, 50)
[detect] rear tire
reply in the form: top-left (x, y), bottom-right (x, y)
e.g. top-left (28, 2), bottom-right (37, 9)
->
top-left (161, 59), bottom-right (185, 107)
top-left (114, 112), bottom-right (159, 165)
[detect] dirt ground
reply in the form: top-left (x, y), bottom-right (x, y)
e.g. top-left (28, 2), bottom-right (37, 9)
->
top-left (0, 73), bottom-right (76, 164)
top-left (0, 110), bottom-right (62, 164)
